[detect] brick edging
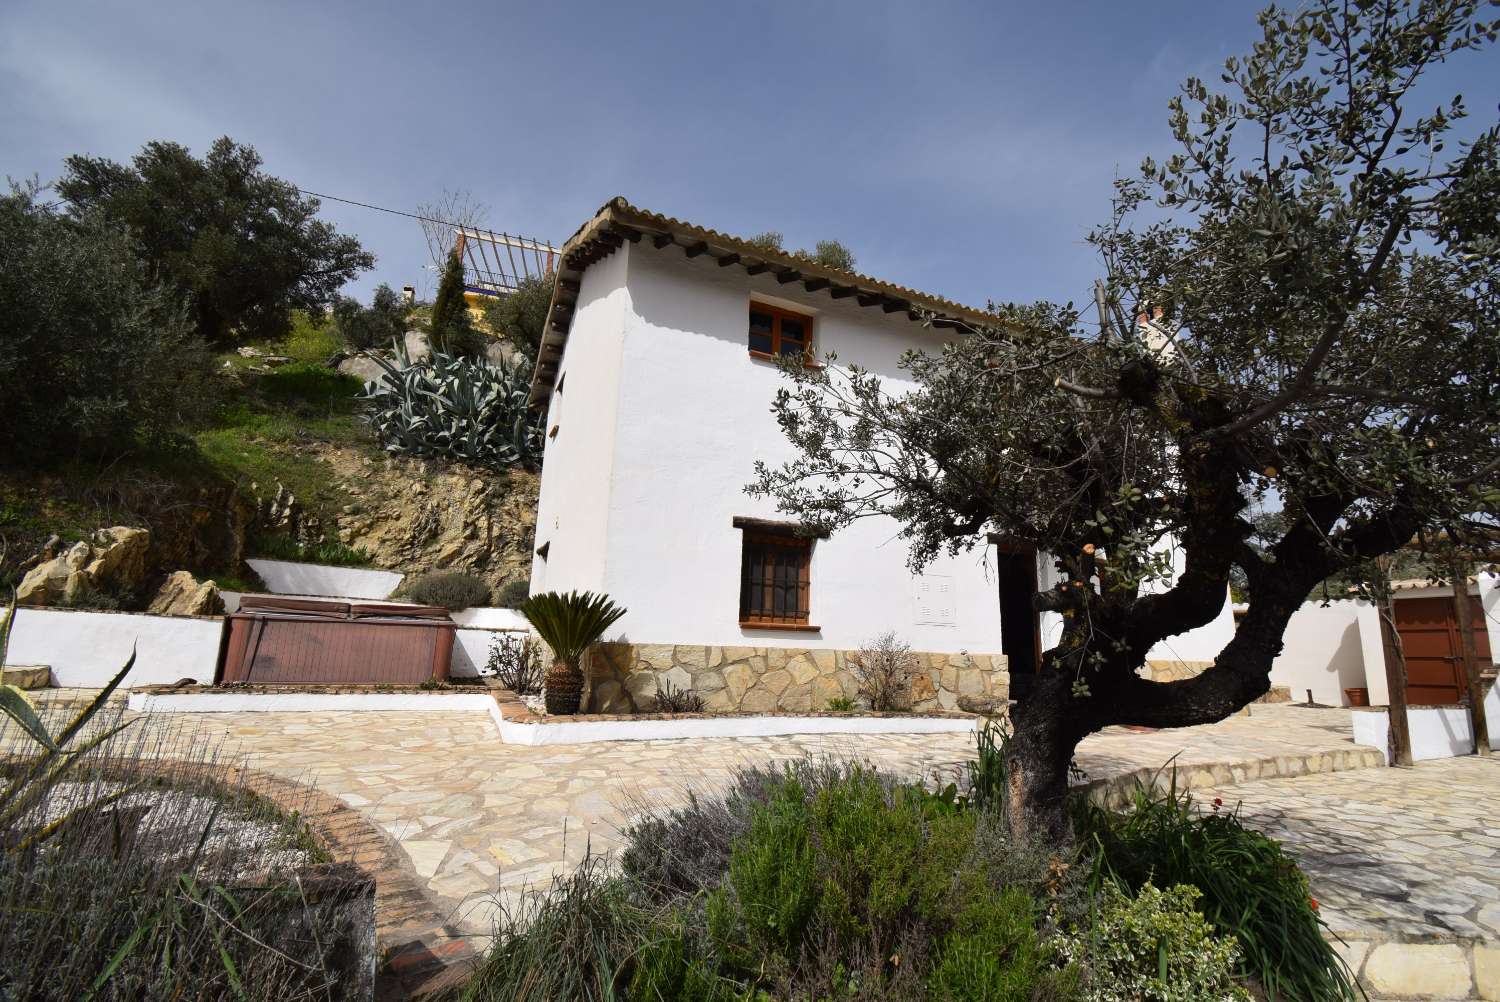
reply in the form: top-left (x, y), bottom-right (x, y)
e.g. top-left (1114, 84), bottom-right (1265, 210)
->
top-left (216, 762), bottom-right (478, 999)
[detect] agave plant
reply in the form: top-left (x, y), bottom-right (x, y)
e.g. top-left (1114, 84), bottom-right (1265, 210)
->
top-left (0, 593), bottom-right (139, 852)
top-left (359, 337), bottom-right (543, 471)
top-left (519, 591), bottom-right (627, 715)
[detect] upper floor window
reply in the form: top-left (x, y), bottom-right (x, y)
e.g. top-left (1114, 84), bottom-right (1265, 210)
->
top-left (748, 303), bottom-right (813, 361)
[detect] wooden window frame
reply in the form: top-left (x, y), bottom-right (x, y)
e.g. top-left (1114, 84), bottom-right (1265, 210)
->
top-left (747, 302), bottom-right (816, 364)
top-left (737, 521), bottom-right (818, 631)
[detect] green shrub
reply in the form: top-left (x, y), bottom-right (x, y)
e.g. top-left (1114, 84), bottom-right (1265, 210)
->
top-left (1055, 882), bottom-right (1249, 1002)
top-left (483, 273), bottom-right (554, 361)
top-left (484, 633), bottom-right (542, 694)
top-left (824, 695), bottom-right (855, 711)
top-left (1077, 773), bottom-right (1356, 1001)
top-left (458, 857), bottom-right (647, 1002)
top-left (0, 183), bottom-right (218, 465)
top-left (653, 681), bottom-right (707, 713)
top-left (250, 533), bottom-right (370, 567)
top-left (495, 578), bottom-right (530, 608)
top-left (332, 283), bottom-right (408, 352)
top-left (402, 571), bottom-right (490, 610)
top-left (428, 252), bottom-right (486, 358)
top-left (361, 342), bottom-right (541, 470)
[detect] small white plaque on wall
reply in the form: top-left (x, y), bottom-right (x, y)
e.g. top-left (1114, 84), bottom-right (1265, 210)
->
top-left (913, 573), bottom-right (956, 626)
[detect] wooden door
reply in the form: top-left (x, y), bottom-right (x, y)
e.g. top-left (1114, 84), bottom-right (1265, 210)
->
top-left (1393, 594), bottom-right (1491, 705)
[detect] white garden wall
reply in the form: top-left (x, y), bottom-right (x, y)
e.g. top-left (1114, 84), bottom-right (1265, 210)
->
top-left (1267, 599), bottom-right (1377, 706)
top-left (6, 607), bottom-right (224, 688)
top-left (245, 559), bottom-right (403, 600)
top-left (1352, 682), bottom-right (1500, 762)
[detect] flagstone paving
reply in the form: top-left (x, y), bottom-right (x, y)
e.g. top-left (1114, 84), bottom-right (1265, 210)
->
top-left (156, 702), bottom-right (1388, 938)
top-left (1197, 755), bottom-right (1500, 943)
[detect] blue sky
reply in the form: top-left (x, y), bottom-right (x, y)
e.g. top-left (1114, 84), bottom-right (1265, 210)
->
top-left (2, 1), bottom-right (1492, 309)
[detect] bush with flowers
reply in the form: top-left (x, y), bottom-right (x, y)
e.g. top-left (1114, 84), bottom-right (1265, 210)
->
top-left (1075, 772), bottom-right (1355, 1001)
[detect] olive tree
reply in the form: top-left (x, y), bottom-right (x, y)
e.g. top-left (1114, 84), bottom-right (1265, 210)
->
top-left (751, 0), bottom-right (1500, 840)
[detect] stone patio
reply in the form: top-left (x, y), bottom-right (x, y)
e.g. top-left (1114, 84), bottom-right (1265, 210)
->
top-left (156, 702), bottom-right (1386, 939)
top-left (1198, 756), bottom-right (1500, 1001)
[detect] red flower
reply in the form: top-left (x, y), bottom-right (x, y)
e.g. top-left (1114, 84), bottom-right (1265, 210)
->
top-left (1309, 897), bottom-right (1319, 911)
top-left (1213, 797), bottom-right (1223, 808)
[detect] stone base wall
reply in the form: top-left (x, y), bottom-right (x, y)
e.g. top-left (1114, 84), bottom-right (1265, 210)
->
top-left (1144, 659), bottom-right (1213, 683)
top-left (585, 643), bottom-right (1008, 715)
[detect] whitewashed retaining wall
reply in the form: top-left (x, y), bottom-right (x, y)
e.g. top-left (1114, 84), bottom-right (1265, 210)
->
top-left (1266, 599), bottom-right (1378, 706)
top-left (6, 607), bottom-right (224, 688)
top-left (245, 559), bottom-right (403, 600)
top-left (1352, 683), bottom-right (1500, 762)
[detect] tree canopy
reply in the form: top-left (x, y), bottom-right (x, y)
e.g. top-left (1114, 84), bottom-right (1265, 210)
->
top-left (56, 136), bottom-right (373, 346)
top-left (484, 273), bottom-right (554, 361)
top-left (0, 184), bottom-right (216, 464)
top-left (752, 0), bottom-right (1500, 837)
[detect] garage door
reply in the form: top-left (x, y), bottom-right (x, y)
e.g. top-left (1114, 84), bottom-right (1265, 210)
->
top-left (1393, 594), bottom-right (1491, 705)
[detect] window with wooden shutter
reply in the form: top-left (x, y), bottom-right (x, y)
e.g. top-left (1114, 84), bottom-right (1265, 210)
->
top-left (739, 532), bottom-right (813, 627)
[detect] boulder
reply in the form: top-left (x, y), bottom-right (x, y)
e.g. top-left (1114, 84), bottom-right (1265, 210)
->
top-left (147, 571), bottom-right (225, 616)
top-left (957, 694), bottom-right (1010, 717)
top-left (83, 527), bottom-right (150, 593)
top-left (1, 666), bottom-right (51, 689)
top-left (337, 353), bottom-right (388, 384)
top-left (16, 527), bottom-right (150, 606)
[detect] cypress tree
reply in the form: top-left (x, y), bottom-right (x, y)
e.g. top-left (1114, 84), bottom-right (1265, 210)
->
top-left (429, 251), bottom-right (480, 356)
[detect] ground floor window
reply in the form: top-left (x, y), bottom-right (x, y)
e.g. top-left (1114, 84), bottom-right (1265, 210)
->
top-left (738, 530), bottom-right (812, 627)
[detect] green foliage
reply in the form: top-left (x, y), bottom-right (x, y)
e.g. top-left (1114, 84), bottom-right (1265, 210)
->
top-left (1055, 882), bottom-right (1249, 1002)
top-left (429, 252), bottom-right (485, 358)
top-left (750, 0), bottom-right (1500, 834)
top-left (928, 886), bottom-right (1065, 1002)
top-left (823, 695), bottom-right (855, 711)
top-left (57, 137), bottom-right (371, 347)
top-left (495, 579), bottom-right (530, 607)
top-left (518, 590), bottom-right (627, 665)
top-left (0, 183), bottom-right (218, 465)
top-left (653, 680), bottom-right (707, 713)
top-left (458, 857), bottom-right (650, 1002)
top-left (249, 533), bottom-right (370, 567)
top-left (332, 283), bottom-right (409, 352)
top-left (401, 570), bottom-right (491, 610)
top-left (483, 273), bottom-right (554, 361)
top-left (360, 341), bottom-right (542, 470)
top-left (484, 633), bottom-right (543, 694)
top-left (965, 719), bottom-right (1012, 819)
top-left (0, 618), bottom-right (364, 1000)
top-left (746, 230), bottom-right (784, 252)
top-left (1077, 774), bottom-right (1355, 1001)
top-left (811, 239), bottom-right (856, 271)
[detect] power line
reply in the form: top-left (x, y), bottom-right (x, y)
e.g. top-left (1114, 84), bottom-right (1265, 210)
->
top-left (293, 187), bottom-right (469, 230)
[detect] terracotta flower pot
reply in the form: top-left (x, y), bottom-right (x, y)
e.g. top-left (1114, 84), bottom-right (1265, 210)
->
top-left (1343, 687), bottom-right (1370, 707)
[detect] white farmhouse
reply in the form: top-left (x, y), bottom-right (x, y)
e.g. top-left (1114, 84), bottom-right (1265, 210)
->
top-left (525, 198), bottom-right (1232, 712)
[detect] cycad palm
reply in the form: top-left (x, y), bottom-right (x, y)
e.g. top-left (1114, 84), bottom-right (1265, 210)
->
top-left (519, 591), bottom-right (626, 715)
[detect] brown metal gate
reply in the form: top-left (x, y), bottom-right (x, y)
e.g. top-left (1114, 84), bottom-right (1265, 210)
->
top-left (220, 596), bottom-right (456, 685)
top-left (1393, 594), bottom-right (1491, 705)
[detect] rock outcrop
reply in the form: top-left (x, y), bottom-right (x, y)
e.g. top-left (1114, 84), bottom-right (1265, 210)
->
top-left (147, 570), bottom-right (225, 616)
top-left (17, 527), bottom-right (151, 606)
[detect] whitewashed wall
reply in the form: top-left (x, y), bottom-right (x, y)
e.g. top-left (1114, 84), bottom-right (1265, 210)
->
top-left (529, 248), bottom-right (631, 602)
top-left (1352, 683), bottom-right (1500, 762)
top-left (451, 625), bottom-right (530, 678)
top-left (1265, 599), bottom-right (1376, 706)
top-left (245, 559), bottom-right (403, 600)
top-left (6, 607), bottom-right (224, 688)
top-left (558, 245), bottom-right (1005, 652)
